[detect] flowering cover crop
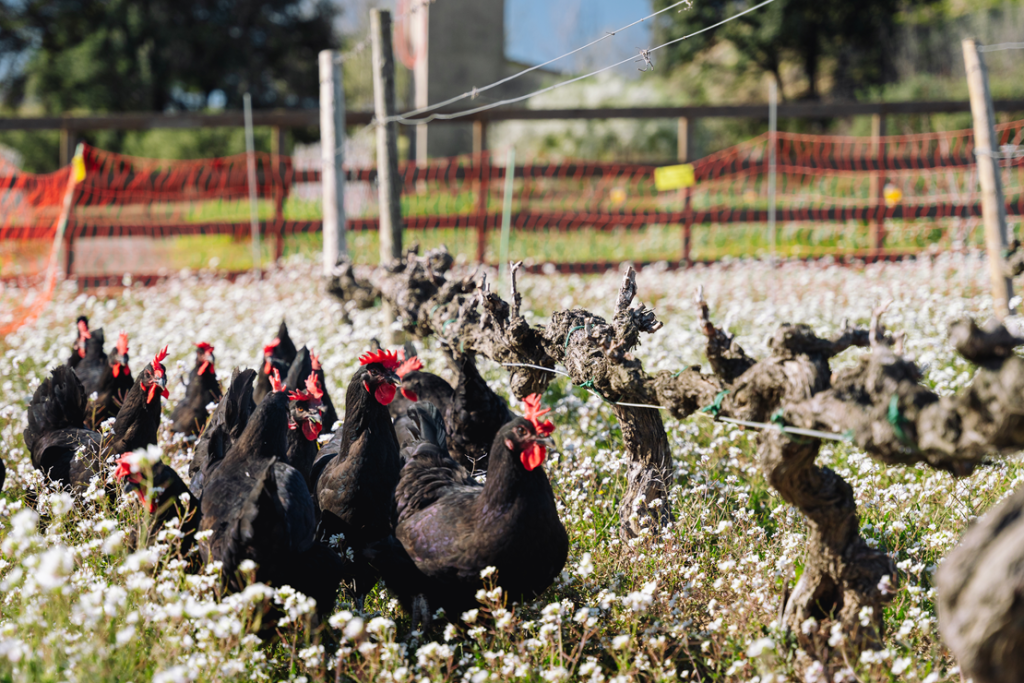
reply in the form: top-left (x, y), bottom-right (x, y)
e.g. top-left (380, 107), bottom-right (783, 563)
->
top-left (0, 253), bottom-right (1013, 682)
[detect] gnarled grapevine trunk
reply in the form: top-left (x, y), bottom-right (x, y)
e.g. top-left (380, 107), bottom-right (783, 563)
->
top-left (333, 248), bottom-right (1024, 675)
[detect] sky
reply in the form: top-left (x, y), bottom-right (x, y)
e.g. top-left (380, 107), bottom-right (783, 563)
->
top-left (337, 0), bottom-right (655, 73)
top-left (505, 0), bottom-right (654, 72)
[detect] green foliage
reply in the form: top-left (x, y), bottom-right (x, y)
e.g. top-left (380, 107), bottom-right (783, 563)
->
top-left (652, 0), bottom-right (938, 100)
top-left (0, 0), bottom-right (339, 114)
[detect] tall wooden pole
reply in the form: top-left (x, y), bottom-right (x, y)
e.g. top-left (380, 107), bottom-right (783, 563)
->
top-left (964, 38), bottom-right (1014, 319)
top-left (870, 113), bottom-right (887, 254)
top-left (319, 49), bottom-right (347, 276)
top-left (243, 93), bottom-right (262, 279)
top-left (371, 9), bottom-right (403, 264)
top-left (372, 9), bottom-right (404, 344)
top-left (767, 80), bottom-right (778, 262)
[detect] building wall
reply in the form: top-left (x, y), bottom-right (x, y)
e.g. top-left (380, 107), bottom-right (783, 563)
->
top-left (412, 0), bottom-right (505, 159)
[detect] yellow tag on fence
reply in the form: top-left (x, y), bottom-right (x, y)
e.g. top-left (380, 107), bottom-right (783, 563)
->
top-left (654, 163), bottom-right (695, 191)
top-left (72, 147), bottom-right (87, 184)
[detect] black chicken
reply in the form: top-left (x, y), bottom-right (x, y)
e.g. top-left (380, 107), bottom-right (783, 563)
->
top-left (189, 368), bottom-right (257, 500)
top-left (198, 370), bottom-right (343, 613)
top-left (367, 394), bottom-right (567, 621)
top-left (84, 331), bottom-right (134, 430)
top-left (285, 346), bottom-right (339, 433)
top-left (283, 371), bottom-right (326, 487)
top-left (253, 321), bottom-right (297, 405)
top-left (23, 365), bottom-right (101, 487)
top-left (387, 350), bottom-right (454, 421)
top-left (445, 351), bottom-right (516, 472)
top-left (67, 316), bottom-right (91, 370)
top-left (171, 342), bottom-right (223, 435)
top-left (72, 326), bottom-right (109, 396)
top-left (315, 349), bottom-right (406, 600)
top-left (115, 453), bottom-right (202, 557)
top-left (107, 347), bottom-right (170, 455)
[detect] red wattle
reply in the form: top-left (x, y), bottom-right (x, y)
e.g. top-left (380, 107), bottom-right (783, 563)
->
top-left (264, 359), bottom-right (272, 375)
top-left (112, 364), bottom-right (120, 378)
top-left (199, 361), bottom-right (211, 375)
top-left (147, 384), bottom-right (157, 404)
top-left (375, 383), bottom-right (397, 405)
top-left (401, 388), bottom-right (419, 402)
top-left (520, 443), bottom-right (546, 471)
top-left (302, 421), bottom-right (322, 441)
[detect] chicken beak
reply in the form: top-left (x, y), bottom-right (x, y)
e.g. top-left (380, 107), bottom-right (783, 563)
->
top-left (387, 370), bottom-right (401, 385)
top-left (535, 436), bottom-right (556, 449)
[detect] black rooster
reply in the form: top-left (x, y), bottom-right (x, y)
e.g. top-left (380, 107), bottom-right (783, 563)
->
top-left (367, 394), bottom-right (567, 621)
top-left (171, 342), bottom-right (223, 435)
top-left (107, 347), bottom-right (170, 455)
top-left (115, 453), bottom-right (202, 558)
top-left (84, 331), bottom-right (134, 430)
top-left (285, 346), bottom-right (339, 433)
top-left (387, 349), bottom-right (454, 421)
top-left (198, 370), bottom-right (343, 613)
top-left (253, 321), bottom-right (297, 405)
top-left (72, 326), bottom-right (109, 396)
top-left (23, 365), bottom-right (101, 487)
top-left (283, 371), bottom-right (326, 487)
top-left (444, 351), bottom-right (516, 472)
top-left (189, 368), bottom-right (257, 500)
top-left (315, 349), bottom-right (406, 600)
top-left (67, 316), bottom-right (91, 370)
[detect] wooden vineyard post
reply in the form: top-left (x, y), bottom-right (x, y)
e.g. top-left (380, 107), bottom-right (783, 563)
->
top-left (964, 38), bottom-right (1014, 319)
top-left (371, 9), bottom-right (404, 343)
top-left (476, 152), bottom-right (490, 263)
top-left (371, 9), bottom-right (404, 263)
top-left (271, 124), bottom-right (286, 262)
top-left (320, 49), bottom-right (347, 276)
top-left (870, 113), bottom-right (887, 255)
top-left (679, 117), bottom-right (693, 267)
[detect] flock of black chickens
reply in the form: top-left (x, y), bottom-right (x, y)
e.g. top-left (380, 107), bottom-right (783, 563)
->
top-left (21, 317), bottom-right (569, 628)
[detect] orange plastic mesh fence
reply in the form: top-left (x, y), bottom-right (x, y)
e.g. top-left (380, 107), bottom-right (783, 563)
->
top-left (4, 120), bottom-right (1024, 335)
top-left (0, 157), bottom-right (73, 336)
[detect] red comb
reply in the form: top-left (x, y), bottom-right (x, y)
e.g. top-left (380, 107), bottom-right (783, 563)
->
top-left (289, 372), bottom-right (324, 402)
top-left (151, 346), bottom-right (169, 377)
top-left (396, 356), bottom-right (423, 378)
top-left (116, 331), bottom-right (129, 356)
top-left (523, 394), bottom-right (555, 437)
top-left (310, 351), bottom-right (321, 371)
top-left (359, 349), bottom-right (401, 371)
top-left (263, 338), bottom-right (281, 356)
top-left (269, 368), bottom-right (286, 393)
top-left (196, 342), bottom-right (214, 353)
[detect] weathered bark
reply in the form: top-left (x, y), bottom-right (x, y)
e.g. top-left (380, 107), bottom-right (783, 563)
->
top-left (349, 248), bottom-right (1024, 674)
top-left (937, 485), bottom-right (1024, 683)
top-left (361, 250), bottom-right (671, 538)
top-left (760, 431), bottom-right (895, 663)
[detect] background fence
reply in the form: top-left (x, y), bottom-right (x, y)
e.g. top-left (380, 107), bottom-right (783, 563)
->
top-left (3, 116), bottom-right (1024, 295)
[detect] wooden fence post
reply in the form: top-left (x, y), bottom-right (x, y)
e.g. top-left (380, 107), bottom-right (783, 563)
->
top-left (476, 151), bottom-right (490, 263)
top-left (473, 120), bottom-right (488, 157)
top-left (964, 38), bottom-right (1014, 319)
top-left (59, 125), bottom-right (75, 168)
top-left (372, 9), bottom-right (404, 344)
top-left (678, 116), bottom-right (693, 267)
top-left (320, 49), bottom-right (347, 276)
top-left (870, 112), bottom-right (887, 254)
top-left (371, 9), bottom-right (404, 263)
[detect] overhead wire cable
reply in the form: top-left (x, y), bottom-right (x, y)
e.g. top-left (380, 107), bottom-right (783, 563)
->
top-left (383, 0), bottom-right (777, 126)
top-left (392, 0), bottom-right (696, 120)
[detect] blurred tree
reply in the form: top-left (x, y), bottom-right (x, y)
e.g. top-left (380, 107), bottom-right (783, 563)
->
top-left (0, 0), bottom-right (339, 113)
top-left (652, 0), bottom-right (936, 100)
